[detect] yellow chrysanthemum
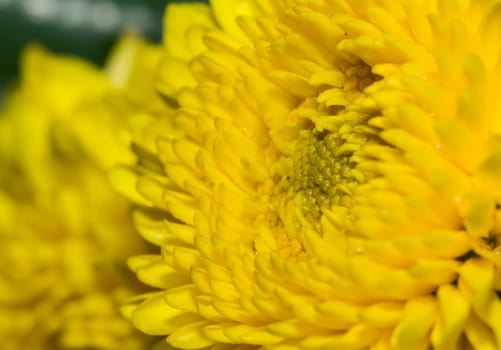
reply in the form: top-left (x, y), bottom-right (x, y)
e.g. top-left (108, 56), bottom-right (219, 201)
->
top-left (120, 1), bottom-right (501, 349)
top-left (0, 35), bottom-right (163, 350)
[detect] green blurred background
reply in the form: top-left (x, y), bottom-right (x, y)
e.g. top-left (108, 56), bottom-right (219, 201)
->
top-left (0, 0), bottom-right (204, 103)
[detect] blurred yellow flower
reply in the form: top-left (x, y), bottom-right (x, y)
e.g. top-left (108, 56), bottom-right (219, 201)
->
top-left (0, 35), bottom-right (162, 350)
top-left (119, 1), bottom-right (501, 349)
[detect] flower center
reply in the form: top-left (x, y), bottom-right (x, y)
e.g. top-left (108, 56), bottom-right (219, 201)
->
top-left (276, 113), bottom-right (376, 234)
top-left (285, 131), bottom-right (363, 222)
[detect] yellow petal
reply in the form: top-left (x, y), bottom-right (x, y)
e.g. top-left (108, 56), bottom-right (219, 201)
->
top-left (459, 258), bottom-right (494, 315)
top-left (167, 320), bottom-right (215, 349)
top-left (211, 0), bottom-right (258, 43)
top-left (391, 296), bottom-right (437, 349)
top-left (164, 2), bottom-right (215, 61)
top-left (431, 285), bottom-right (470, 349)
top-left (464, 313), bottom-right (498, 350)
top-left (131, 293), bottom-right (201, 335)
top-left (473, 137), bottom-right (501, 198)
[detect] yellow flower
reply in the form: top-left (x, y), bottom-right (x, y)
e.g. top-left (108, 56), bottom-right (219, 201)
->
top-left (121, 1), bottom-right (501, 349)
top-left (0, 35), bottom-right (162, 350)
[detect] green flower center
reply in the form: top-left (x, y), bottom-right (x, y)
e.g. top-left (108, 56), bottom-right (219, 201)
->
top-left (283, 126), bottom-right (368, 226)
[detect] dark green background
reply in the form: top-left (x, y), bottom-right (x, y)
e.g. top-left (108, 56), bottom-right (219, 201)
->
top-left (0, 0), bottom-right (205, 102)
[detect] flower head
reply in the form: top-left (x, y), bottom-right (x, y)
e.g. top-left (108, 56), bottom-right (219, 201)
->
top-left (122, 1), bottom-right (501, 349)
top-left (0, 35), bottom-right (162, 350)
